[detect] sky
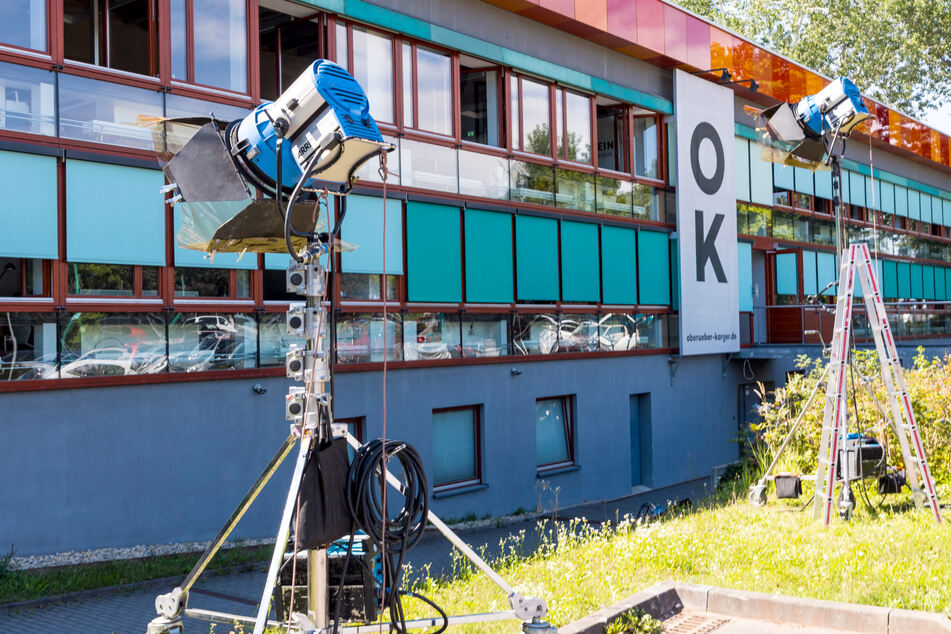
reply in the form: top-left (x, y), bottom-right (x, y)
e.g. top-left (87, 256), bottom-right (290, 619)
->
top-left (923, 103), bottom-right (951, 138)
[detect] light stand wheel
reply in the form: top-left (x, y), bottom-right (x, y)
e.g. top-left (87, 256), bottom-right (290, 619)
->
top-left (748, 483), bottom-right (768, 507)
top-left (838, 484), bottom-right (856, 521)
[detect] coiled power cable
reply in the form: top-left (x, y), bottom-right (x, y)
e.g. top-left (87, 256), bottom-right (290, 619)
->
top-left (341, 439), bottom-right (447, 633)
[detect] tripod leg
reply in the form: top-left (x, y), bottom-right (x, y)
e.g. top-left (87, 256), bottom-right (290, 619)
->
top-left (253, 429), bottom-right (314, 634)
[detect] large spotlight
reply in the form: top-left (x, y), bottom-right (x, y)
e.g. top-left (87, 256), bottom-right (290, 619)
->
top-left (757, 77), bottom-right (871, 165)
top-left (150, 59), bottom-right (392, 255)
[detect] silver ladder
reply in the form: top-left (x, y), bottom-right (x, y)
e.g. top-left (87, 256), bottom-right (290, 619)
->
top-left (813, 242), bottom-right (942, 525)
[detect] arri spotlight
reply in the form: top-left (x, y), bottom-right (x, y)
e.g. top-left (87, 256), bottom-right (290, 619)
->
top-left (149, 59), bottom-right (393, 257)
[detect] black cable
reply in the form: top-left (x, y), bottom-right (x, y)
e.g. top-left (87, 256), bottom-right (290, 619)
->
top-left (346, 439), bottom-right (445, 634)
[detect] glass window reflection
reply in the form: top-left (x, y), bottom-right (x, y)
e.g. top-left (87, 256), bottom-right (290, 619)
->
top-left (513, 313), bottom-right (558, 355)
top-left (520, 78), bottom-right (550, 155)
top-left (415, 47), bottom-right (452, 135)
top-left (555, 168), bottom-right (595, 213)
top-left (352, 26), bottom-right (393, 123)
top-left (259, 311), bottom-right (305, 367)
top-left (510, 160), bottom-right (554, 206)
top-left (459, 150), bottom-right (508, 199)
top-left (404, 312), bottom-right (460, 360)
top-left (563, 91), bottom-right (591, 163)
top-left (193, 0), bottom-right (248, 92)
top-left (400, 139), bottom-right (458, 193)
top-left (0, 312), bottom-right (58, 380)
top-left (336, 313), bottom-right (402, 363)
top-left (0, 61), bottom-right (55, 136)
top-left (633, 116), bottom-right (659, 179)
top-left (168, 312), bottom-right (256, 372)
top-left (632, 183), bottom-right (661, 221)
top-left (596, 177), bottom-right (633, 216)
top-left (68, 263), bottom-right (134, 296)
top-left (461, 314), bottom-right (508, 357)
top-left (60, 312), bottom-right (168, 377)
top-left (0, 1), bottom-right (46, 51)
top-left (557, 314), bottom-right (598, 352)
top-left (59, 74), bottom-right (162, 150)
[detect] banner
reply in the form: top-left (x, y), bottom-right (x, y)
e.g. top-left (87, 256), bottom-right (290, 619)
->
top-left (674, 70), bottom-right (739, 355)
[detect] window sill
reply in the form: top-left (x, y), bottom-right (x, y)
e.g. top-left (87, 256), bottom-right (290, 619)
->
top-left (433, 482), bottom-right (488, 499)
top-left (536, 464), bottom-right (579, 478)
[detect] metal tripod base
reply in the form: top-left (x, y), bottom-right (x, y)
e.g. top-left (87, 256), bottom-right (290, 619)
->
top-left (146, 615), bottom-right (182, 634)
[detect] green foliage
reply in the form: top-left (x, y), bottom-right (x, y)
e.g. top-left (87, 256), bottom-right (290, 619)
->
top-left (605, 608), bottom-right (663, 634)
top-left (676, 0), bottom-right (951, 116)
top-left (750, 348), bottom-right (951, 485)
top-left (0, 546), bottom-right (271, 605)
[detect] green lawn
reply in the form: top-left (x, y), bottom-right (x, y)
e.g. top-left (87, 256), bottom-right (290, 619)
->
top-left (402, 485), bottom-right (951, 632)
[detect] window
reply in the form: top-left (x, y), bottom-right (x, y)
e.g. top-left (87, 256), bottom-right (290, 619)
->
top-left (59, 74), bottom-right (162, 150)
top-left (64, 0), bottom-right (158, 76)
top-left (556, 88), bottom-right (591, 164)
top-left (60, 312), bottom-right (168, 378)
top-left (0, 1), bottom-right (46, 51)
top-left (171, 0), bottom-right (248, 93)
top-left (403, 313), bottom-right (461, 360)
top-left (632, 115), bottom-right (659, 179)
top-left (174, 268), bottom-right (250, 298)
top-left (432, 406), bottom-right (480, 488)
top-left (596, 99), bottom-right (628, 172)
top-left (336, 312), bottom-right (402, 364)
top-left (168, 312), bottom-right (256, 372)
top-left (511, 75), bottom-right (550, 155)
top-left (0, 61), bottom-right (56, 136)
top-left (258, 9), bottom-right (320, 101)
top-left (536, 396), bottom-right (573, 469)
top-left (0, 258), bottom-right (47, 297)
top-left (461, 314), bottom-right (508, 357)
top-left (336, 22), bottom-right (393, 124)
top-left (459, 56), bottom-right (500, 146)
top-left (340, 273), bottom-right (398, 302)
top-left (404, 44), bottom-right (452, 135)
top-left (68, 263), bottom-right (153, 296)
top-left (0, 312), bottom-right (58, 381)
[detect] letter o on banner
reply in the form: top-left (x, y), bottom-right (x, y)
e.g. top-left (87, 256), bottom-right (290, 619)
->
top-left (690, 122), bottom-right (724, 195)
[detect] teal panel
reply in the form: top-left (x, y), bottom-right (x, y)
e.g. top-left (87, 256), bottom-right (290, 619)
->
top-left (0, 151), bottom-right (58, 259)
top-left (794, 167), bottom-right (814, 195)
top-left (816, 251), bottom-right (837, 296)
top-left (775, 252), bottom-right (798, 296)
top-left (345, 0), bottom-right (430, 39)
top-left (734, 123), bottom-right (757, 141)
top-left (865, 176), bottom-right (880, 211)
top-left (295, 0), bottom-right (343, 10)
top-left (944, 200), bottom-right (951, 227)
top-left (896, 261), bottom-right (911, 298)
top-left (734, 137), bottom-right (750, 202)
top-left (881, 182), bottom-right (895, 214)
top-left (340, 194), bottom-right (403, 275)
top-left (590, 76), bottom-right (672, 114)
top-left (265, 253), bottom-right (292, 270)
top-left (802, 250), bottom-right (818, 296)
top-left (668, 124), bottom-right (677, 187)
top-left (841, 170), bottom-right (851, 204)
top-left (67, 160), bottom-right (165, 266)
top-left (501, 49), bottom-right (591, 92)
top-left (670, 237), bottom-right (680, 310)
top-left (515, 215), bottom-right (559, 301)
top-left (406, 201), bottom-right (461, 302)
top-left (923, 265), bottom-right (936, 300)
top-left (910, 263), bottom-right (923, 299)
top-left (464, 208), bottom-right (513, 303)
top-left (849, 172), bottom-right (866, 207)
top-left (174, 201), bottom-right (259, 269)
top-left (947, 266), bottom-right (951, 301)
top-left (738, 242), bottom-right (753, 311)
top-left (909, 190), bottom-right (920, 220)
top-left (429, 25), bottom-right (503, 63)
top-left (936, 267), bottom-right (947, 301)
top-left (600, 225), bottom-right (637, 305)
top-left (749, 144), bottom-right (773, 206)
top-left (773, 163), bottom-right (794, 190)
top-left (637, 230), bottom-right (670, 305)
top-left (560, 221), bottom-right (599, 302)
top-left (815, 169), bottom-right (833, 200)
top-left (895, 185), bottom-right (908, 217)
top-left (882, 260), bottom-right (898, 299)
top-left (921, 194), bottom-right (933, 224)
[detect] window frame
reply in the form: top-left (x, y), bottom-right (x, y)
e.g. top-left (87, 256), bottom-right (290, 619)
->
top-left (172, 266), bottom-right (254, 301)
top-left (66, 262), bottom-right (163, 299)
top-left (399, 38), bottom-right (457, 139)
top-left (535, 394), bottom-right (574, 471)
top-left (457, 59), bottom-right (504, 152)
top-left (168, 0), bottom-right (254, 96)
top-left (554, 85), bottom-right (594, 167)
top-left (431, 404), bottom-right (482, 491)
top-left (0, 0), bottom-right (55, 58)
top-left (332, 17), bottom-right (398, 128)
top-left (62, 0), bottom-right (160, 78)
top-left (257, 8), bottom-right (322, 102)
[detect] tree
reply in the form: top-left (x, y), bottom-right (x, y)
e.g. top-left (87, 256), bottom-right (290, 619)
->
top-left (676, 0), bottom-right (951, 117)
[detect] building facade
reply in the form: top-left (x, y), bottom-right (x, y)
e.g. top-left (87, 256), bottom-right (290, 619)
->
top-left (3, 0), bottom-right (951, 556)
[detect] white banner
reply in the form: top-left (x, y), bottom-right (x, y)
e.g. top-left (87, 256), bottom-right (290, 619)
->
top-left (674, 70), bottom-right (739, 355)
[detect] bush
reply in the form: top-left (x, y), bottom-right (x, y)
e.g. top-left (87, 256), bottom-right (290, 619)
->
top-left (751, 348), bottom-right (951, 485)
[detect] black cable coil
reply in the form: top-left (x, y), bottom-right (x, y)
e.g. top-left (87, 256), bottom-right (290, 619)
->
top-left (341, 438), bottom-right (446, 633)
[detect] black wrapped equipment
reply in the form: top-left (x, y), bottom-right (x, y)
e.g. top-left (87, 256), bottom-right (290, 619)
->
top-left (774, 474), bottom-right (802, 499)
top-left (295, 437), bottom-right (353, 549)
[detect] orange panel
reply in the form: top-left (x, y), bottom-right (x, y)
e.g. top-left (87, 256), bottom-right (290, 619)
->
top-left (888, 110), bottom-right (901, 147)
top-left (685, 15), bottom-right (710, 69)
top-left (941, 135), bottom-right (950, 166)
top-left (538, 0), bottom-right (573, 16)
top-left (636, 0), bottom-right (666, 55)
top-left (805, 72), bottom-right (824, 97)
top-left (709, 27), bottom-right (732, 71)
top-left (752, 46), bottom-right (773, 97)
top-left (929, 128), bottom-right (940, 162)
top-left (874, 103), bottom-right (890, 142)
top-left (575, 0), bottom-right (607, 32)
top-left (787, 65), bottom-right (806, 103)
top-left (771, 55), bottom-right (789, 103)
top-left (732, 36), bottom-right (753, 80)
top-left (606, 0), bottom-right (636, 41)
top-left (663, 4), bottom-right (687, 63)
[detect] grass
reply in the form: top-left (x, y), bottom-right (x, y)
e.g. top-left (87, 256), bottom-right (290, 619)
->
top-left (395, 482), bottom-right (951, 632)
top-left (0, 544), bottom-right (272, 605)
